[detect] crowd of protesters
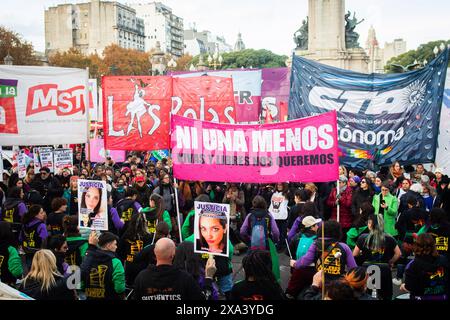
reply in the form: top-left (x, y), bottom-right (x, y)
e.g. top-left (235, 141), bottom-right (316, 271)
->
top-left (0, 145), bottom-right (449, 301)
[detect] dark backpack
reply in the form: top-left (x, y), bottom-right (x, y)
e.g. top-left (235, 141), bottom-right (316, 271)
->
top-left (250, 213), bottom-right (271, 251)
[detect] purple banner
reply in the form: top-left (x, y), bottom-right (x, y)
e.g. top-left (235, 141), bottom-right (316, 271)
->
top-left (261, 68), bottom-right (290, 122)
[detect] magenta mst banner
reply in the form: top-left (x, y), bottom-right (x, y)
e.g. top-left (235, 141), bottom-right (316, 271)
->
top-left (171, 111), bottom-right (339, 183)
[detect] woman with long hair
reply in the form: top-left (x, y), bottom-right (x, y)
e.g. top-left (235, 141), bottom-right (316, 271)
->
top-left (388, 161), bottom-right (404, 183)
top-left (19, 249), bottom-right (76, 300)
top-left (351, 177), bottom-right (375, 218)
top-left (118, 212), bottom-right (152, 286)
top-left (63, 176), bottom-right (79, 216)
top-left (230, 250), bottom-right (285, 300)
top-left (353, 214), bottom-right (401, 300)
top-left (20, 204), bottom-right (48, 270)
top-left (141, 193), bottom-right (172, 235)
top-left (152, 173), bottom-right (182, 239)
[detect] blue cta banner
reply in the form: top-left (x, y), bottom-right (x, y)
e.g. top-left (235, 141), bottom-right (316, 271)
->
top-left (288, 49), bottom-right (449, 169)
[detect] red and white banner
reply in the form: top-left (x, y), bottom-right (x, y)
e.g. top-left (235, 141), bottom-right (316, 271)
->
top-left (173, 70), bottom-right (261, 123)
top-left (0, 66), bottom-right (89, 145)
top-left (102, 76), bottom-right (172, 151)
top-left (172, 76), bottom-right (236, 123)
top-left (171, 111), bottom-right (339, 183)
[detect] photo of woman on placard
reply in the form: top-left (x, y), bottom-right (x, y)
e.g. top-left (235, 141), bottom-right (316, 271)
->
top-left (80, 186), bottom-right (104, 228)
top-left (196, 210), bottom-right (228, 256)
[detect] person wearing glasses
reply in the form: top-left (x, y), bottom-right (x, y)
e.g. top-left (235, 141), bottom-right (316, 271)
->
top-left (351, 178), bottom-right (375, 219)
top-left (372, 182), bottom-right (398, 238)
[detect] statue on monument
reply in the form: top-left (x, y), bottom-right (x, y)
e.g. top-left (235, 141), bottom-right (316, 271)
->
top-left (345, 11), bottom-right (364, 48)
top-left (294, 17), bottom-right (308, 50)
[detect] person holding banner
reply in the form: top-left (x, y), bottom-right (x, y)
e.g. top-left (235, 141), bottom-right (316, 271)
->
top-left (327, 175), bottom-right (353, 241)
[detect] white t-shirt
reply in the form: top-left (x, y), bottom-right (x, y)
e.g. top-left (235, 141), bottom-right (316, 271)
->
top-left (269, 191), bottom-right (289, 220)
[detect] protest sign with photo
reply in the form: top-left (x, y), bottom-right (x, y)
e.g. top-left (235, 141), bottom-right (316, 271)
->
top-left (17, 150), bottom-right (27, 178)
top-left (53, 148), bottom-right (73, 174)
top-left (194, 201), bottom-right (230, 257)
top-left (33, 147), bottom-right (54, 173)
top-left (77, 179), bottom-right (108, 230)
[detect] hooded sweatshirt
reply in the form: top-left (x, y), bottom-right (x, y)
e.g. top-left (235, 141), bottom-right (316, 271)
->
top-left (1, 198), bottom-right (27, 224)
top-left (133, 264), bottom-right (205, 300)
top-left (20, 218), bottom-right (48, 252)
top-left (141, 207), bottom-right (172, 233)
top-left (405, 255), bottom-right (448, 300)
top-left (80, 245), bottom-right (125, 300)
top-left (0, 242), bottom-right (23, 284)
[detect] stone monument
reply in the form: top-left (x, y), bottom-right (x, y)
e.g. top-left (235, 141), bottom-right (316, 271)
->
top-left (295, 0), bottom-right (369, 73)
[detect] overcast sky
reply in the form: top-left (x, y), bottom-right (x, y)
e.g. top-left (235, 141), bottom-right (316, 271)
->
top-left (1, 0), bottom-right (449, 56)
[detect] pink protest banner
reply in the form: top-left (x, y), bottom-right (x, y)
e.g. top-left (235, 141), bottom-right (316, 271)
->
top-left (89, 138), bottom-right (126, 163)
top-left (171, 111), bottom-right (339, 183)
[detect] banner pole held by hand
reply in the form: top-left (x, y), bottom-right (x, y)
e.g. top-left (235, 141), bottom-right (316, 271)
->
top-left (285, 239), bottom-right (293, 259)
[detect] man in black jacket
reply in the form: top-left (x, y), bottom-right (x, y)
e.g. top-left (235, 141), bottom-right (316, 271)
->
top-left (133, 238), bottom-right (215, 300)
top-left (33, 167), bottom-right (63, 213)
top-left (80, 232), bottom-right (126, 300)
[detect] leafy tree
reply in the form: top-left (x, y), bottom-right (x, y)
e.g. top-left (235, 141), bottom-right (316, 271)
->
top-left (190, 49), bottom-right (288, 70)
top-left (100, 44), bottom-right (151, 76)
top-left (385, 40), bottom-right (450, 73)
top-left (173, 54), bottom-right (193, 71)
top-left (49, 47), bottom-right (94, 69)
top-left (0, 26), bottom-right (40, 65)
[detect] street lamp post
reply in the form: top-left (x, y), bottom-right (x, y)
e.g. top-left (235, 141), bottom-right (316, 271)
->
top-left (207, 44), bottom-right (223, 70)
top-left (3, 52), bottom-right (13, 65)
top-left (167, 57), bottom-right (177, 72)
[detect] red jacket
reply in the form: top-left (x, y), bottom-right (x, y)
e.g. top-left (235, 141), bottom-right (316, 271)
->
top-left (327, 186), bottom-right (353, 229)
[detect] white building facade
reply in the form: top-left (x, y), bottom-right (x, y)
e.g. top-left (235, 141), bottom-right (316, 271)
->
top-left (45, 0), bottom-right (145, 56)
top-left (130, 2), bottom-right (184, 57)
